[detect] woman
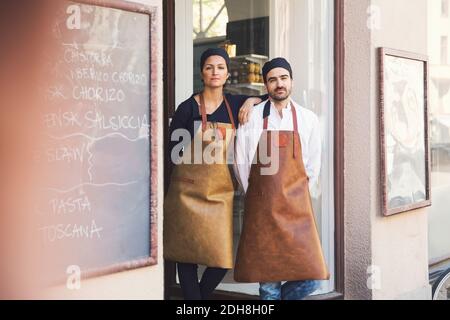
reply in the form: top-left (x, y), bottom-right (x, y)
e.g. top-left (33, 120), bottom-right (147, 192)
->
top-left (164, 48), bottom-right (265, 300)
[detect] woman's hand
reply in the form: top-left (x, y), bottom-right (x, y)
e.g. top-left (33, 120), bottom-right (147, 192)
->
top-left (239, 97), bottom-right (262, 125)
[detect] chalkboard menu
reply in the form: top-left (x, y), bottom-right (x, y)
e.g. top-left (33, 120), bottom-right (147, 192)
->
top-left (34, 0), bottom-right (157, 282)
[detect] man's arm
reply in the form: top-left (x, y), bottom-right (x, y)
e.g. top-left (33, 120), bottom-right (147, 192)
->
top-left (233, 123), bottom-right (251, 192)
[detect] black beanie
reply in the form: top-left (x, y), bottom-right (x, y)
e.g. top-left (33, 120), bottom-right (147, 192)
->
top-left (262, 57), bottom-right (293, 82)
top-left (200, 48), bottom-right (230, 71)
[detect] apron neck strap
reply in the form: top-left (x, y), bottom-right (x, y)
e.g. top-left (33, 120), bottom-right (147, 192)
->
top-left (291, 103), bottom-right (298, 159)
top-left (263, 101), bottom-right (299, 158)
top-left (263, 100), bottom-right (271, 130)
top-left (291, 102), bottom-right (298, 132)
top-left (262, 101), bottom-right (298, 130)
top-left (199, 93), bottom-right (208, 132)
top-left (199, 93), bottom-right (235, 131)
top-left (223, 95), bottom-right (236, 130)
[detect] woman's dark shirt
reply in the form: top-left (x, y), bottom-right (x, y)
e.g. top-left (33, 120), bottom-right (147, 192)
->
top-left (168, 93), bottom-right (267, 157)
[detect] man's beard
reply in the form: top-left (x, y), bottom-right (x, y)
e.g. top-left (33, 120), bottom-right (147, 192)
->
top-left (268, 87), bottom-right (291, 101)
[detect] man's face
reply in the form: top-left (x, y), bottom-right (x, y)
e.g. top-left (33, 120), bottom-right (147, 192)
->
top-left (265, 67), bottom-right (293, 102)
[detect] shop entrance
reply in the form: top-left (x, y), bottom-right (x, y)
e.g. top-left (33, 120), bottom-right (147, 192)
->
top-left (164, 0), bottom-right (344, 299)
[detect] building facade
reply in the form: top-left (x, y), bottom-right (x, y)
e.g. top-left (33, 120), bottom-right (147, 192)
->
top-left (3, 0), bottom-right (449, 300)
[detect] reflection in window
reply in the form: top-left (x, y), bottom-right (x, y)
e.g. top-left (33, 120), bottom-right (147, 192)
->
top-left (442, 0), bottom-right (449, 18)
top-left (428, 0), bottom-right (450, 264)
top-left (193, 0), bottom-right (228, 39)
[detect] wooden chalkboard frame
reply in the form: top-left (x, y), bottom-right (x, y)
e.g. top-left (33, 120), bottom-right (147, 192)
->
top-left (67, 0), bottom-right (159, 279)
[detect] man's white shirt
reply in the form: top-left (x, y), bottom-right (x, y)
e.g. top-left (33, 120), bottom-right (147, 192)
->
top-left (234, 99), bottom-right (322, 194)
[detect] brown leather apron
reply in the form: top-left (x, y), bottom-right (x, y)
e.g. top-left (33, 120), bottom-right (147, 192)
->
top-left (164, 94), bottom-right (236, 269)
top-left (234, 101), bottom-right (329, 282)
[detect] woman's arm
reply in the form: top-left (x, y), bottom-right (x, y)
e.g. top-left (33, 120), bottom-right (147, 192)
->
top-left (225, 94), bottom-right (268, 125)
top-left (237, 94), bottom-right (268, 125)
top-left (238, 97), bottom-right (262, 124)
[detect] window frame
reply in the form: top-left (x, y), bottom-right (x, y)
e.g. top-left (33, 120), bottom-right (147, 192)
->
top-left (442, 0), bottom-right (449, 18)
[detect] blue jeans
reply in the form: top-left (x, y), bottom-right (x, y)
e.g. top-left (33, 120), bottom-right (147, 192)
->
top-left (259, 280), bottom-right (320, 300)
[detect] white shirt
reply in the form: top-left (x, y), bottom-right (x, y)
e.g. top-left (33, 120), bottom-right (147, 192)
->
top-left (234, 99), bottom-right (322, 193)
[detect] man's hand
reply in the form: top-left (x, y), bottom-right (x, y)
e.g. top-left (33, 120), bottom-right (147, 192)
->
top-left (239, 97), bottom-right (262, 125)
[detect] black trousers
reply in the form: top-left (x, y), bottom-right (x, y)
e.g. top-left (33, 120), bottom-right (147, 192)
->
top-left (177, 263), bottom-right (228, 300)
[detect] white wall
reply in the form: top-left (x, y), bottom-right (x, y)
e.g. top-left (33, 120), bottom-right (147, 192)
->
top-left (370, 0), bottom-right (430, 300)
top-left (344, 0), bottom-right (431, 300)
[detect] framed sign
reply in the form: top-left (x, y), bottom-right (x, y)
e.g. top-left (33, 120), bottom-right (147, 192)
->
top-left (36, 0), bottom-right (159, 283)
top-left (379, 48), bottom-right (431, 216)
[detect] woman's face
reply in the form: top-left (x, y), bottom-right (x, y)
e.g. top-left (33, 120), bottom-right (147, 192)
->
top-left (201, 55), bottom-right (229, 89)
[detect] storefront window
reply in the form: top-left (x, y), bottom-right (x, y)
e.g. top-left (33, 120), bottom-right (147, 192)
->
top-left (428, 1), bottom-right (450, 265)
top-left (175, 0), bottom-right (335, 296)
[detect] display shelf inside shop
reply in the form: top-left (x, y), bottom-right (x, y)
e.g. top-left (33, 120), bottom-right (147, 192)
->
top-left (227, 83), bottom-right (266, 88)
top-left (225, 84), bottom-right (267, 96)
top-left (230, 54), bottom-right (269, 64)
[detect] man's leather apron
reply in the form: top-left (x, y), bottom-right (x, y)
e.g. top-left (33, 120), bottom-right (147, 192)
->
top-left (164, 94), bottom-right (236, 269)
top-left (234, 102), bottom-right (329, 282)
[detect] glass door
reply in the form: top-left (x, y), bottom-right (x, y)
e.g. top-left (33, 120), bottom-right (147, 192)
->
top-left (173, 0), bottom-right (335, 296)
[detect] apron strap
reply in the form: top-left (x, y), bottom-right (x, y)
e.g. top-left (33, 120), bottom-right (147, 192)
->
top-left (263, 100), bottom-right (271, 130)
top-left (223, 95), bottom-right (236, 130)
top-left (199, 93), bottom-right (235, 131)
top-left (199, 93), bottom-right (208, 132)
top-left (291, 102), bottom-right (298, 159)
top-left (263, 100), bottom-right (299, 158)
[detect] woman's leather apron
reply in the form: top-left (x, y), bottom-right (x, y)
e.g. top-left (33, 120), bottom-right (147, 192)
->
top-left (164, 94), bottom-right (236, 269)
top-left (234, 102), bottom-right (329, 282)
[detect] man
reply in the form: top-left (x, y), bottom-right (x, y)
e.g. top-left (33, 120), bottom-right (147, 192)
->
top-left (233, 58), bottom-right (329, 300)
